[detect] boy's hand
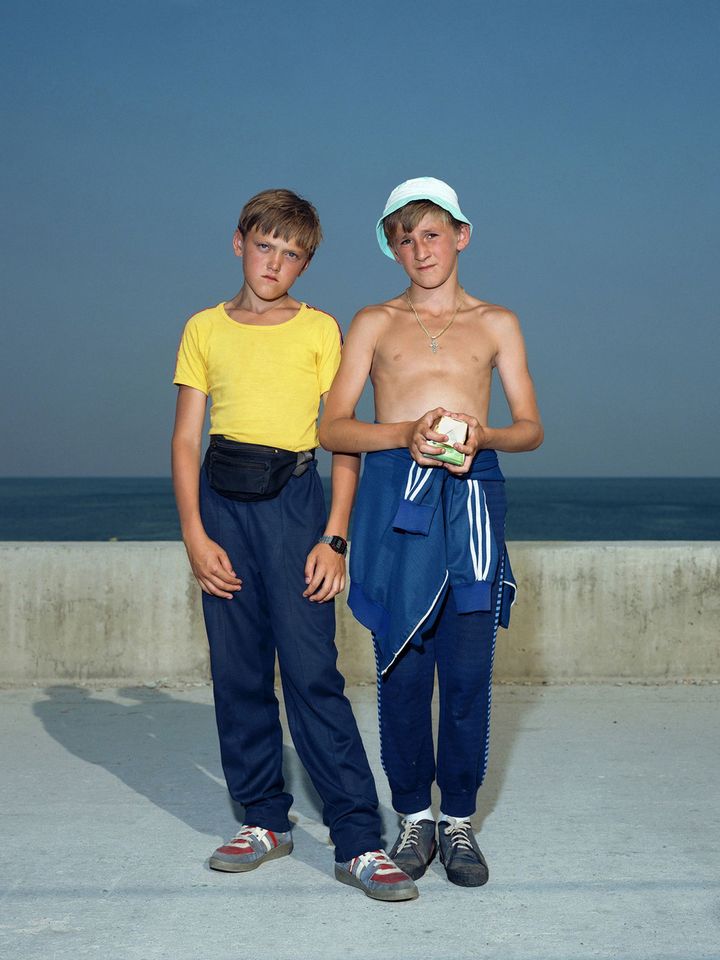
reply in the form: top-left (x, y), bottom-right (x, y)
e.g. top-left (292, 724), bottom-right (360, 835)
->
top-left (303, 543), bottom-right (345, 602)
top-left (408, 407), bottom-right (449, 466)
top-left (185, 533), bottom-right (242, 599)
top-left (444, 413), bottom-right (489, 475)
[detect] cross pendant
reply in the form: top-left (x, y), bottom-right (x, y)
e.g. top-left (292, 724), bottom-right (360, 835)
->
top-left (430, 339), bottom-right (438, 353)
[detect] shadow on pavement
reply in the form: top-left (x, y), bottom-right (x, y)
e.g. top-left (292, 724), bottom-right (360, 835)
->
top-left (32, 675), bottom-right (533, 872)
top-left (32, 686), bottom-right (358, 874)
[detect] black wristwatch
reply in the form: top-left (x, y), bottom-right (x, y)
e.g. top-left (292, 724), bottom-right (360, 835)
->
top-left (318, 535), bottom-right (347, 556)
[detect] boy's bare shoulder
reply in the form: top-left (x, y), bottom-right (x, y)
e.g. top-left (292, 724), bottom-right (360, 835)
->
top-left (353, 294), bottom-right (405, 323)
top-left (463, 292), bottom-right (519, 324)
top-left (463, 294), bottom-right (522, 340)
top-left (349, 295), bottom-right (407, 339)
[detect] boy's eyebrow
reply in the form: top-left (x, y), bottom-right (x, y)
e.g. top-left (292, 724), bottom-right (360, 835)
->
top-left (255, 233), bottom-right (308, 254)
top-left (398, 224), bottom-right (440, 237)
top-left (281, 239), bottom-right (309, 255)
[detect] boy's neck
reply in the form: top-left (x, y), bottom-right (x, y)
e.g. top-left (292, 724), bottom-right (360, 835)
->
top-left (406, 270), bottom-right (463, 313)
top-left (229, 284), bottom-right (299, 316)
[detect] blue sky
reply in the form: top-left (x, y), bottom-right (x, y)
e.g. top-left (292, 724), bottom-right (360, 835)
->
top-left (1, 0), bottom-right (718, 476)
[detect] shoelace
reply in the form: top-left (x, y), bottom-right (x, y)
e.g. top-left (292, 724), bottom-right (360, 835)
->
top-left (396, 819), bottom-right (423, 853)
top-left (352, 849), bottom-right (405, 877)
top-left (443, 820), bottom-right (475, 851)
top-left (228, 825), bottom-right (272, 851)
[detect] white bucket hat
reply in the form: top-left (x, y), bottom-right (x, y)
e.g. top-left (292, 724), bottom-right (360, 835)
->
top-left (376, 176), bottom-right (472, 259)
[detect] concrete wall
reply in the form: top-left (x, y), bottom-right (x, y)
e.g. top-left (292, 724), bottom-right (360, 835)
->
top-left (1, 542), bottom-right (718, 685)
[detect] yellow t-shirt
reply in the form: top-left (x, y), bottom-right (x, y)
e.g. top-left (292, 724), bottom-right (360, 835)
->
top-left (173, 302), bottom-right (342, 452)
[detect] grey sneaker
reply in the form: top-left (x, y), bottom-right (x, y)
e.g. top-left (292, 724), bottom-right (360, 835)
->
top-left (334, 849), bottom-right (419, 901)
top-left (389, 818), bottom-right (437, 880)
top-left (209, 825), bottom-right (293, 873)
top-left (438, 818), bottom-right (489, 887)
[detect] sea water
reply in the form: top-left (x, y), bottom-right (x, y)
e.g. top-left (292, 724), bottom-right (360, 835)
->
top-left (1, 476), bottom-right (718, 541)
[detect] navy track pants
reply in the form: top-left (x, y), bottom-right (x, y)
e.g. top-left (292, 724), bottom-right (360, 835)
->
top-left (376, 479), bottom-right (507, 819)
top-left (199, 462), bottom-right (381, 862)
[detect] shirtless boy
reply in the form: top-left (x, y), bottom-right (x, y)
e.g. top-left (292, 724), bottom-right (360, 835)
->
top-left (319, 177), bottom-right (543, 887)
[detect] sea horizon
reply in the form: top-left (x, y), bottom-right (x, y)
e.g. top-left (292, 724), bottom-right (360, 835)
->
top-left (1, 476), bottom-right (719, 542)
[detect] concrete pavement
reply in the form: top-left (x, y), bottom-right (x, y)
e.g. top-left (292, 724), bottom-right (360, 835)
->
top-left (1, 682), bottom-right (719, 960)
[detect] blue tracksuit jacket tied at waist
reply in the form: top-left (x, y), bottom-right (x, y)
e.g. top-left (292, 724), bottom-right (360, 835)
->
top-left (348, 448), bottom-right (517, 676)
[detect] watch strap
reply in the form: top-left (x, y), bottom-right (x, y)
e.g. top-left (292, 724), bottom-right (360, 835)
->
top-left (318, 535), bottom-right (347, 556)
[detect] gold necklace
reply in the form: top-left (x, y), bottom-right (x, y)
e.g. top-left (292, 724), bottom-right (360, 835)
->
top-left (405, 290), bottom-right (461, 353)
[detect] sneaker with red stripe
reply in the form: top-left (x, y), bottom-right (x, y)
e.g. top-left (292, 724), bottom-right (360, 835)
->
top-left (334, 849), bottom-right (419, 901)
top-left (209, 825), bottom-right (293, 873)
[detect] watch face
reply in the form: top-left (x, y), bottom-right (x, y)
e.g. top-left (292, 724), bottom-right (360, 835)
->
top-left (322, 535), bottom-right (347, 555)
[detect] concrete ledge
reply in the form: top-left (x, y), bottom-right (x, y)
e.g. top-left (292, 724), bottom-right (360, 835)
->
top-left (1, 542), bottom-right (718, 685)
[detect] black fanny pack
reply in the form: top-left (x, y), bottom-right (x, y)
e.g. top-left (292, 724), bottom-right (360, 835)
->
top-left (204, 437), bottom-right (315, 502)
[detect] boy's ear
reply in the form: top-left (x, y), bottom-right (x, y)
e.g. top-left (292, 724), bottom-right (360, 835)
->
top-left (233, 230), bottom-right (244, 258)
top-left (455, 222), bottom-right (471, 253)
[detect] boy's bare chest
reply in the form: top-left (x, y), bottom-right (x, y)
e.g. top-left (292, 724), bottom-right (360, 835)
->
top-left (372, 318), bottom-right (496, 382)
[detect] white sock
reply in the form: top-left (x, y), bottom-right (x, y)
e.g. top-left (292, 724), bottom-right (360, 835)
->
top-left (404, 807), bottom-right (434, 823)
top-left (439, 811), bottom-right (472, 825)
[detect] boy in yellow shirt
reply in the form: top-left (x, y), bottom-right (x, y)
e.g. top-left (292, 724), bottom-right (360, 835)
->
top-left (172, 189), bottom-right (417, 901)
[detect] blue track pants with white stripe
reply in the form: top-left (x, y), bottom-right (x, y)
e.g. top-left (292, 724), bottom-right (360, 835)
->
top-left (377, 479), bottom-right (507, 819)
